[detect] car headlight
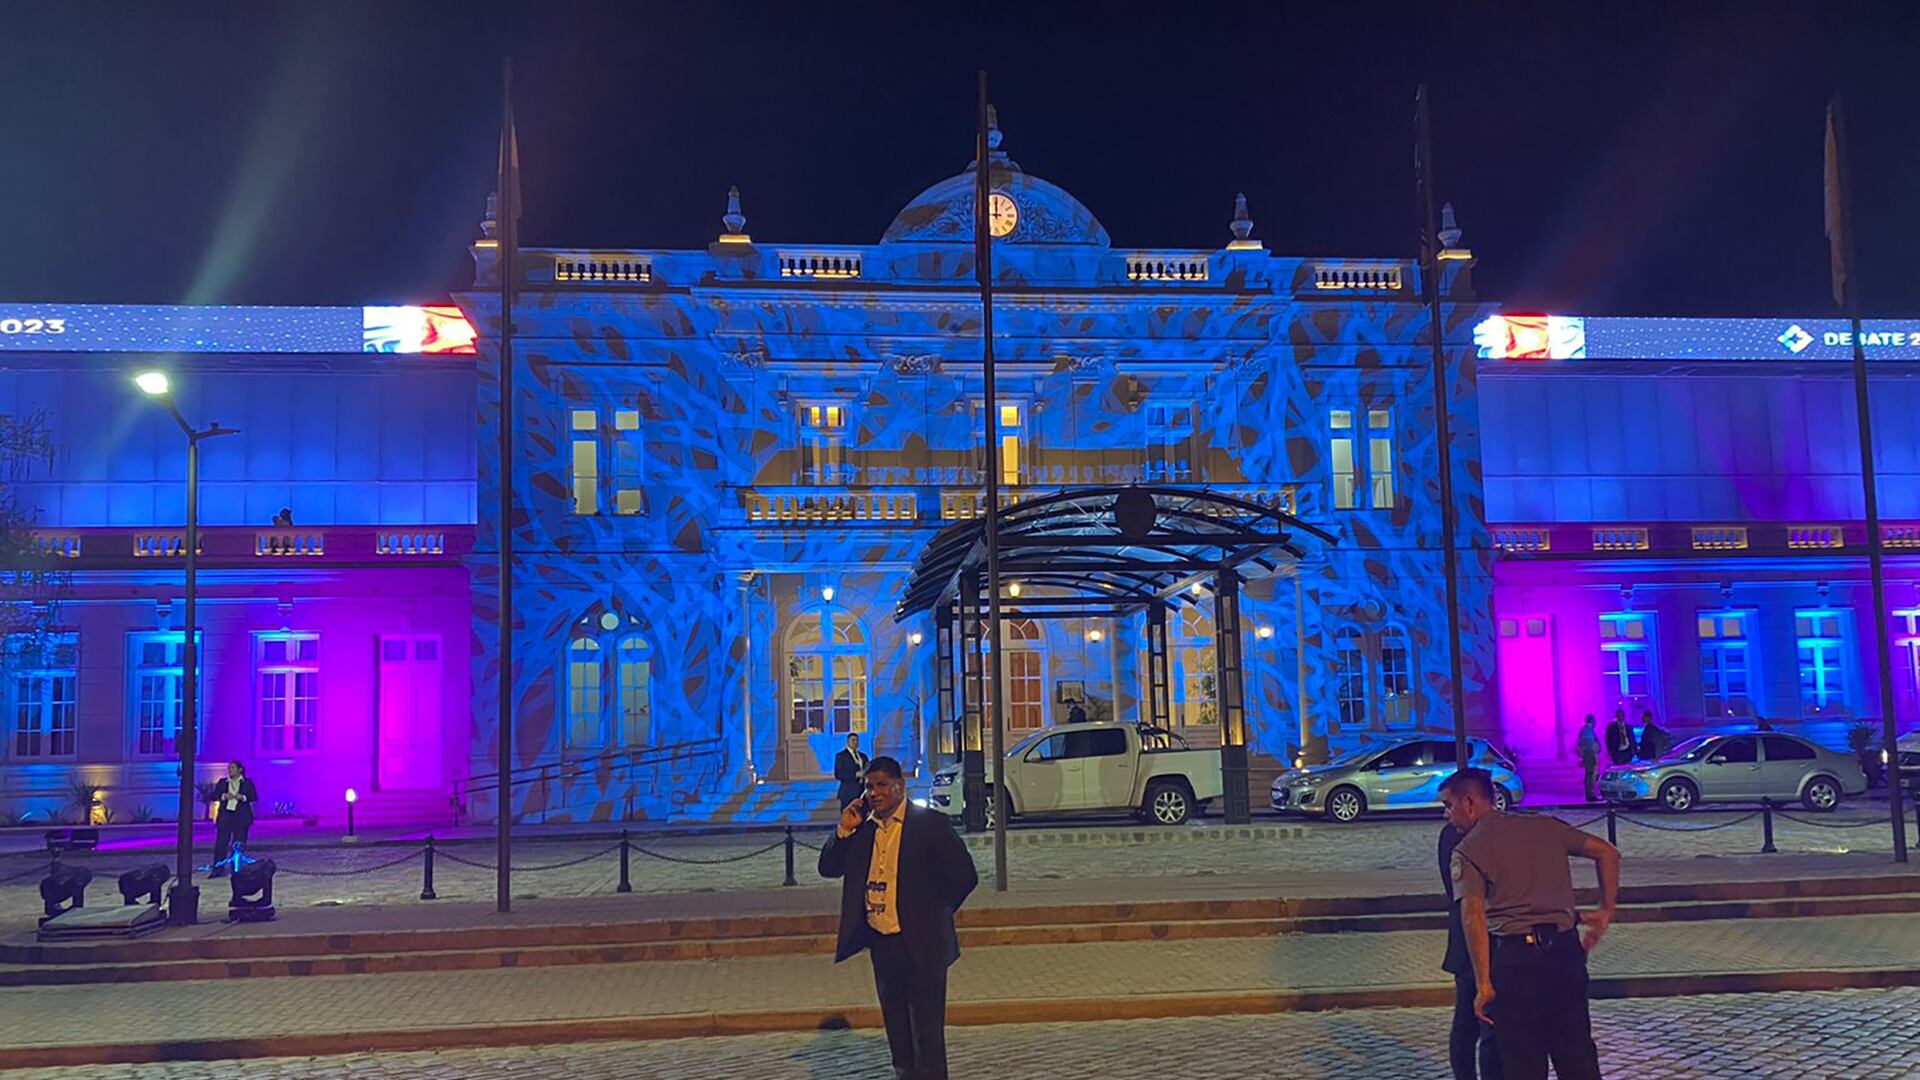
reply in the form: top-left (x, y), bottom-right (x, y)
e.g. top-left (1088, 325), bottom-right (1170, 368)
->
top-left (1303, 774), bottom-right (1328, 786)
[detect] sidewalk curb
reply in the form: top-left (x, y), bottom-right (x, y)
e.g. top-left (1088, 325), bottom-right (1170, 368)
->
top-left (0, 967), bottom-right (1914, 1069)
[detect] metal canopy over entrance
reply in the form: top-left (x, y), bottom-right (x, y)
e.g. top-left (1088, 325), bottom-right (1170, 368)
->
top-left (897, 486), bottom-right (1336, 826)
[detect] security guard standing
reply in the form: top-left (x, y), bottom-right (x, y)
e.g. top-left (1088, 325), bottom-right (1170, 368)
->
top-left (1440, 768), bottom-right (1620, 1080)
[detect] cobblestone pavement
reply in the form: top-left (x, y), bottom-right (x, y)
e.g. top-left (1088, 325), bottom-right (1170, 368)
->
top-left (10, 987), bottom-right (1919, 1079)
top-left (2, 803), bottom-right (1907, 934)
top-left (1, 913), bottom-right (1914, 1052)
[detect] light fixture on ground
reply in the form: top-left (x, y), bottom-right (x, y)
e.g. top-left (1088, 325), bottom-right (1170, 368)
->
top-left (133, 370), bottom-right (240, 927)
top-left (344, 788), bottom-right (358, 840)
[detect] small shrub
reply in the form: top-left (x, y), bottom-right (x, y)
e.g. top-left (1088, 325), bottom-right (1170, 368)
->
top-left (132, 805), bottom-right (158, 824)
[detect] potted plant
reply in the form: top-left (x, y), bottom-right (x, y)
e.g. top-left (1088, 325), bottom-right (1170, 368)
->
top-left (1849, 724), bottom-right (1885, 787)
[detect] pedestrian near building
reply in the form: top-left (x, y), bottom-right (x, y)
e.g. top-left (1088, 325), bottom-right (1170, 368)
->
top-left (1575, 716), bottom-right (1601, 803)
top-left (1604, 709), bottom-right (1634, 766)
top-left (209, 760), bottom-right (258, 877)
top-left (1443, 768), bottom-right (1620, 1080)
top-left (819, 755), bottom-right (978, 1080)
top-left (1440, 820), bottom-right (1502, 1080)
top-left (1636, 710), bottom-right (1669, 761)
top-left (834, 734), bottom-right (869, 809)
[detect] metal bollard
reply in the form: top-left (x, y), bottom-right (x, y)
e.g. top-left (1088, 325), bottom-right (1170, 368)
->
top-left (1606, 807), bottom-right (1618, 847)
top-left (617, 829), bottom-right (633, 894)
top-left (783, 826), bottom-right (797, 887)
top-left (420, 836), bottom-right (438, 900)
top-left (1760, 799), bottom-right (1777, 854)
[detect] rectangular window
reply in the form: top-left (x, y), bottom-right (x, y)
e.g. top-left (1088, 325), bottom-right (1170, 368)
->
top-left (975, 401), bottom-right (1025, 487)
top-left (613, 408), bottom-right (644, 515)
top-left (1006, 650), bottom-right (1045, 731)
top-left (131, 632), bottom-right (201, 758)
top-left (570, 409), bottom-right (599, 514)
top-left (9, 633), bottom-right (77, 758)
top-left (1367, 408), bottom-right (1395, 508)
top-left (1698, 611), bottom-right (1755, 720)
top-left (257, 633), bottom-right (320, 754)
top-left (799, 403), bottom-right (849, 485)
top-left (1145, 402), bottom-right (1195, 482)
top-left (1895, 609), bottom-right (1920, 718)
top-left (1599, 612), bottom-right (1655, 717)
top-left (789, 654), bottom-right (826, 734)
top-left (1329, 410), bottom-right (1357, 510)
top-left (1795, 608), bottom-right (1850, 717)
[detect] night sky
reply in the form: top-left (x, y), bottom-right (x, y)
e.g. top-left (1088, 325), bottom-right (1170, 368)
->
top-left (3, 1), bottom-right (1915, 316)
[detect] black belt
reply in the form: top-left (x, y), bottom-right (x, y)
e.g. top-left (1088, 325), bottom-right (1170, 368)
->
top-left (1493, 924), bottom-right (1576, 948)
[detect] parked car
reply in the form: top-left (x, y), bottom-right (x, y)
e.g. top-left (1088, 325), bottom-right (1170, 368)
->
top-left (1895, 730), bottom-right (1920, 794)
top-left (928, 722), bottom-right (1223, 826)
top-left (1599, 731), bottom-right (1866, 812)
top-left (1269, 736), bottom-right (1524, 823)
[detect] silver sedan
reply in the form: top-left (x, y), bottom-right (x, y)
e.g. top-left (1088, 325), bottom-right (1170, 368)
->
top-left (1599, 731), bottom-right (1866, 812)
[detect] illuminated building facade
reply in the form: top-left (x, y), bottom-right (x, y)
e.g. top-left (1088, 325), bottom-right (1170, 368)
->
top-left (7, 128), bottom-right (1917, 825)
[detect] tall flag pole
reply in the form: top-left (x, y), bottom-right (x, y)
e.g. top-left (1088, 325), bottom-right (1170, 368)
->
top-left (976, 71), bottom-right (1009, 892)
top-left (1827, 95), bottom-right (1908, 863)
top-left (496, 58), bottom-right (522, 909)
top-left (1415, 85), bottom-right (1472, 770)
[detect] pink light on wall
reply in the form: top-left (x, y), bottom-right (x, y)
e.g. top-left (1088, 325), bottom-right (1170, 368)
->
top-left (1496, 612), bottom-right (1564, 772)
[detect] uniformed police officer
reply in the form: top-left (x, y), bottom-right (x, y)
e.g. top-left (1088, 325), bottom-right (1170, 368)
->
top-left (1441, 768), bottom-right (1620, 1080)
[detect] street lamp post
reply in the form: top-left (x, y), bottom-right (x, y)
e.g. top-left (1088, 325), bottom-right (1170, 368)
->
top-left (135, 371), bottom-right (240, 926)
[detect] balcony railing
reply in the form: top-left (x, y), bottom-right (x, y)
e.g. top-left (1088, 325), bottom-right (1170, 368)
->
top-left (41, 526), bottom-right (473, 565)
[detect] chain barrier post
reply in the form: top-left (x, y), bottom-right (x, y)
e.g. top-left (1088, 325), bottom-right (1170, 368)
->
top-left (420, 836), bottom-right (438, 900)
top-left (1760, 799), bottom-right (1777, 854)
top-left (1605, 807), bottom-right (1618, 847)
top-left (617, 829), bottom-right (633, 894)
top-left (783, 826), bottom-right (797, 887)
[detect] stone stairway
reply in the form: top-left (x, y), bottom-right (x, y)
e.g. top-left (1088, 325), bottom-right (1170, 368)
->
top-left (670, 780), bottom-right (841, 826)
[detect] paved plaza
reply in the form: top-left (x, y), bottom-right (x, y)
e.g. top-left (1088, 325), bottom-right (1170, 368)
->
top-left (8, 987), bottom-right (1917, 1079)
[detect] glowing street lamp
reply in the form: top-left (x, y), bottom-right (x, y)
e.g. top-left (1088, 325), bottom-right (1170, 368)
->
top-left (345, 788), bottom-right (358, 839)
top-left (133, 370), bottom-right (240, 927)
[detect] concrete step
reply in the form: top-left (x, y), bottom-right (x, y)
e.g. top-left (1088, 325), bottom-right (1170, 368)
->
top-left (6, 872), bottom-right (1916, 986)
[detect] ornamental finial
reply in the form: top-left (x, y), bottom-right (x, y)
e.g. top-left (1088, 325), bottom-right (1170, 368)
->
top-left (719, 185), bottom-right (751, 244)
top-left (1438, 202), bottom-right (1463, 248)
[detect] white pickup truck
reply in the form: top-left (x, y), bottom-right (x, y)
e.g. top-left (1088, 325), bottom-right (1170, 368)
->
top-left (927, 721), bottom-right (1224, 825)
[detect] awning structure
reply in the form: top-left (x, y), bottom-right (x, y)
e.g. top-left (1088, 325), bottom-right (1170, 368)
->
top-left (898, 486), bottom-right (1337, 829)
top-left (896, 486), bottom-right (1337, 621)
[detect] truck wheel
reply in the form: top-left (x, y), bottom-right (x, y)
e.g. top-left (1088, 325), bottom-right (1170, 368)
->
top-left (1325, 786), bottom-right (1365, 823)
top-left (1145, 782), bottom-right (1192, 825)
top-left (983, 787), bottom-right (1000, 829)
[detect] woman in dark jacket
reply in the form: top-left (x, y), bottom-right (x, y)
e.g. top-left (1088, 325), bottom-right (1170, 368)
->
top-left (211, 760), bottom-right (259, 875)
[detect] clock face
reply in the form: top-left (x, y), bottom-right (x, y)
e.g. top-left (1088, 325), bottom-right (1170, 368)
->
top-left (987, 192), bottom-right (1019, 238)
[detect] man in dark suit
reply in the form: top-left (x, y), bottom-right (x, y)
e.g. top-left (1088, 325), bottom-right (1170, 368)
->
top-left (1442, 816), bottom-right (1502, 1079)
top-left (210, 760), bottom-right (259, 877)
top-left (820, 755), bottom-right (978, 1080)
top-left (834, 733), bottom-right (869, 808)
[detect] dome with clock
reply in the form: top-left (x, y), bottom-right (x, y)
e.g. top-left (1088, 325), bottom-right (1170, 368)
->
top-left (881, 108), bottom-right (1110, 247)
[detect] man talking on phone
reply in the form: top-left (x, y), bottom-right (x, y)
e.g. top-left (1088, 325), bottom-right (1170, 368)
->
top-left (819, 755), bottom-right (978, 1080)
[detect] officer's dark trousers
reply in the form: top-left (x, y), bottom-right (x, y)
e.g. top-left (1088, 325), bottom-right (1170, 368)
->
top-left (869, 933), bottom-right (949, 1080)
top-left (1489, 928), bottom-right (1600, 1080)
top-left (1451, 970), bottom-right (1503, 1080)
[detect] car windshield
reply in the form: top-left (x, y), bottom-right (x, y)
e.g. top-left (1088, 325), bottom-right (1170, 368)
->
top-left (1659, 735), bottom-right (1716, 762)
top-left (1330, 744), bottom-right (1384, 767)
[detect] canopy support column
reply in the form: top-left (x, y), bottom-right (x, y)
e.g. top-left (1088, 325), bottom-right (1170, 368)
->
top-left (1213, 566), bottom-right (1251, 824)
top-left (959, 572), bottom-right (988, 833)
top-left (1146, 600), bottom-right (1173, 729)
top-left (935, 604), bottom-right (957, 770)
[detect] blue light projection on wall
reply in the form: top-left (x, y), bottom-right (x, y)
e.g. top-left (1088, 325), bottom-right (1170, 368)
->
top-left (1476, 314), bottom-right (1920, 362)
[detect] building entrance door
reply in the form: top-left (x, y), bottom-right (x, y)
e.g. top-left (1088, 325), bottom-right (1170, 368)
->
top-left (377, 635), bottom-right (443, 791)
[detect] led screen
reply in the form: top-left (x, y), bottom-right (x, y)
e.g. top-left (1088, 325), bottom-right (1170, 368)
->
top-left (1475, 313), bottom-right (1920, 362)
top-left (0, 304), bottom-right (476, 354)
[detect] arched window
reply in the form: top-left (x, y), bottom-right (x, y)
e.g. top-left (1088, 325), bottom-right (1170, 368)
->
top-left (1379, 624), bottom-right (1413, 727)
top-left (616, 635), bottom-right (652, 746)
top-left (566, 637), bottom-right (604, 749)
top-left (564, 611), bottom-right (653, 752)
top-left (1175, 606), bottom-right (1218, 731)
top-left (787, 609), bottom-right (868, 736)
top-left (1004, 619), bottom-right (1045, 731)
top-left (1333, 626), bottom-right (1367, 727)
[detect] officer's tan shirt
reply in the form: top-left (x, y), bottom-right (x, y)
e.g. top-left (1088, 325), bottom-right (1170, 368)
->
top-left (1450, 811), bottom-right (1586, 935)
